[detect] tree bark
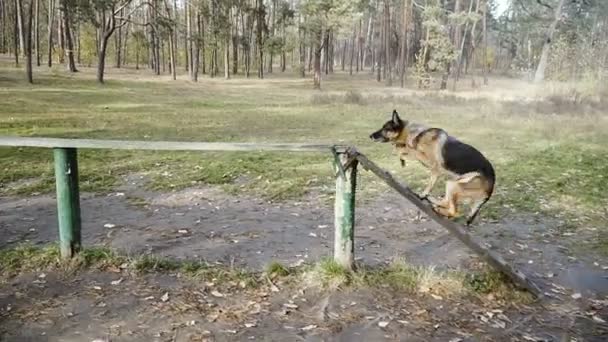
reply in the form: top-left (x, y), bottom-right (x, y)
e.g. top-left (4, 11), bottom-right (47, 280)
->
top-left (97, 35), bottom-right (109, 83)
top-left (24, 0), bottom-right (33, 82)
top-left (453, 0), bottom-right (476, 89)
top-left (384, 0), bottom-right (392, 86)
top-left (61, 0), bottom-right (76, 72)
top-left (534, 0), bottom-right (566, 83)
top-left (184, 1), bottom-right (190, 72)
top-left (482, 0), bottom-right (488, 85)
top-left (13, 2), bottom-right (18, 65)
top-left (115, 8), bottom-right (122, 68)
top-left (16, 0), bottom-right (25, 56)
top-left (313, 29), bottom-right (322, 89)
top-left (34, 0), bottom-right (39, 65)
top-left (57, 6), bottom-right (65, 64)
top-left (399, 0), bottom-right (410, 87)
top-left (349, 26), bottom-right (355, 75)
top-left (224, 36), bottom-right (230, 79)
top-left (191, 12), bottom-right (200, 82)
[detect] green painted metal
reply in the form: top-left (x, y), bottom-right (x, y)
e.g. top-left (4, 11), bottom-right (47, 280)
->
top-left (333, 151), bottom-right (358, 270)
top-left (53, 148), bottom-right (82, 258)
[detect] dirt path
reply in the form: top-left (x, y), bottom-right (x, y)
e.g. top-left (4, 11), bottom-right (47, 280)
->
top-left (1, 268), bottom-right (607, 342)
top-left (1, 176), bottom-right (608, 340)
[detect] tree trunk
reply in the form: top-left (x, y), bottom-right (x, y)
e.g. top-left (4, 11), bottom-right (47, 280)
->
top-left (349, 26), bottom-right (355, 75)
top-left (384, 0), bottom-right (392, 86)
top-left (97, 35), bottom-right (109, 83)
top-left (313, 30), bottom-right (322, 89)
top-left (453, 0), bottom-right (475, 89)
top-left (298, 14), bottom-right (304, 77)
top-left (341, 39), bottom-right (346, 71)
top-left (184, 1), bottom-right (190, 73)
top-left (61, 0), bottom-right (76, 72)
top-left (356, 19), bottom-right (362, 72)
top-left (482, 0), bottom-right (488, 85)
top-left (232, 27), bottom-right (238, 75)
top-left (363, 14), bottom-right (373, 69)
top-left (57, 6), bottom-right (64, 63)
top-left (13, 3), bottom-right (18, 66)
top-left (33, 0), bottom-right (39, 66)
top-left (122, 20), bottom-right (129, 65)
top-left (115, 8), bottom-right (122, 68)
top-left (191, 13), bottom-right (200, 82)
top-left (534, 0), bottom-right (565, 83)
top-left (165, 0), bottom-right (176, 80)
top-left (24, 0), bottom-right (33, 82)
top-left (224, 36), bottom-right (230, 79)
top-left (16, 0), bottom-right (25, 56)
top-left (399, 0), bottom-right (409, 87)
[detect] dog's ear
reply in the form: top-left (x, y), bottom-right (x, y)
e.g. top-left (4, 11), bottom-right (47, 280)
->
top-left (392, 110), bottom-right (402, 125)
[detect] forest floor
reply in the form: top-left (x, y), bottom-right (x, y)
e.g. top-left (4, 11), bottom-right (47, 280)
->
top-left (1, 58), bottom-right (608, 341)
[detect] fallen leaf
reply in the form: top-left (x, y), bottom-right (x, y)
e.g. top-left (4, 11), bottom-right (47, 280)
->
top-left (571, 293), bottom-right (582, 299)
top-left (178, 229), bottom-right (189, 234)
top-left (104, 223), bottom-right (116, 229)
top-left (92, 286), bottom-right (102, 291)
top-left (378, 321), bottom-right (389, 328)
top-left (592, 315), bottom-right (606, 323)
top-left (211, 290), bottom-right (225, 298)
top-left (308, 232), bottom-right (318, 238)
top-left (301, 324), bottom-right (317, 331)
top-left (160, 292), bottom-right (169, 302)
top-left (283, 303), bottom-right (298, 309)
top-left (431, 294), bottom-right (443, 300)
top-left (111, 278), bottom-right (123, 286)
top-left (244, 322), bottom-right (257, 328)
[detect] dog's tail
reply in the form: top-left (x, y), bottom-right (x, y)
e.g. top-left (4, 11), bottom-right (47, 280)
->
top-left (456, 171), bottom-right (495, 226)
top-left (466, 197), bottom-right (491, 226)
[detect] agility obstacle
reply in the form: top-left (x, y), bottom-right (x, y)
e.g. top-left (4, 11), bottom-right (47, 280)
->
top-left (0, 136), bottom-right (542, 297)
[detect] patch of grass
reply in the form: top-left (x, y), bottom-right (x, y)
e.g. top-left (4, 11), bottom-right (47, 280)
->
top-left (265, 261), bottom-right (291, 278)
top-left (0, 244), bottom-right (61, 274)
top-left (0, 245), bottom-right (532, 300)
top-left (357, 259), bottom-right (418, 291)
top-left (464, 269), bottom-right (533, 303)
top-left (1, 64), bottom-right (608, 231)
top-left (344, 90), bottom-right (365, 104)
top-left (302, 258), bottom-right (352, 289)
top-left (133, 255), bottom-right (181, 272)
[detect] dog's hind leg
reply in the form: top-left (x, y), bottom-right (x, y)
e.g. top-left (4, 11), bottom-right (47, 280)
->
top-left (433, 180), bottom-right (460, 218)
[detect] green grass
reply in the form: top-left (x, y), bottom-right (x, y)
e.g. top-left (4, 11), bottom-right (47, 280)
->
top-left (0, 244), bottom-right (531, 300)
top-left (1, 61), bottom-right (608, 231)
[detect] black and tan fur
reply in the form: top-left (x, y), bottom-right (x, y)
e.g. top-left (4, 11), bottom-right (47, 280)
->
top-left (369, 110), bottom-right (495, 226)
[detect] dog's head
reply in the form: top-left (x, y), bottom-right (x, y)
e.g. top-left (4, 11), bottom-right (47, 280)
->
top-left (369, 110), bottom-right (407, 143)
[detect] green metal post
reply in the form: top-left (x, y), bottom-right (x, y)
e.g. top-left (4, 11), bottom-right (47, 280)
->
top-left (333, 150), bottom-right (357, 270)
top-left (53, 148), bottom-right (82, 258)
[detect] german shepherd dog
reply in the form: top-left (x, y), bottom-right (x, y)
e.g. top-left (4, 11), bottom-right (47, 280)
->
top-left (369, 110), bottom-right (495, 226)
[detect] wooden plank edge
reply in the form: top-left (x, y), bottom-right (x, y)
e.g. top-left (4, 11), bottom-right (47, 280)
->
top-left (0, 136), bottom-right (337, 152)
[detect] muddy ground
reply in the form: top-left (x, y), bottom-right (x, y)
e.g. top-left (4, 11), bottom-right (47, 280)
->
top-left (1, 175), bottom-right (608, 341)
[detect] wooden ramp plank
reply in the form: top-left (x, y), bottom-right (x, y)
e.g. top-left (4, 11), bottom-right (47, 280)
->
top-left (0, 136), bottom-right (332, 152)
top-left (353, 149), bottom-right (543, 298)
